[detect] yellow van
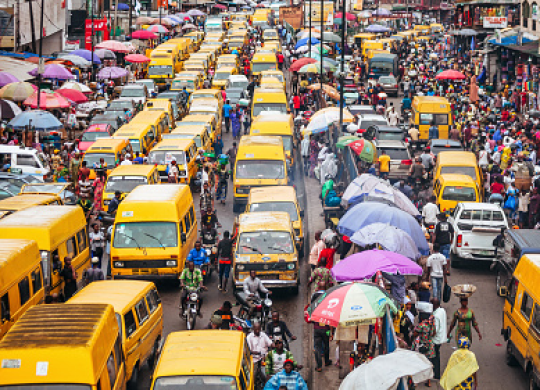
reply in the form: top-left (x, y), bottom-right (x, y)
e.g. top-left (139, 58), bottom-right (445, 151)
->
top-left (148, 139), bottom-right (197, 184)
top-left (233, 136), bottom-right (288, 212)
top-left (246, 186), bottom-right (304, 256)
top-left (433, 174), bottom-right (481, 213)
top-left (130, 109), bottom-right (172, 136)
top-left (0, 205), bottom-right (90, 297)
top-left (354, 32), bottom-right (377, 47)
top-left (218, 53), bottom-right (240, 68)
top-left (263, 28), bottom-right (279, 42)
top-left (102, 164), bottom-right (160, 211)
top-left (188, 89), bottom-right (224, 111)
top-left (113, 123), bottom-right (159, 157)
top-left (183, 60), bottom-right (207, 75)
top-left (265, 41), bottom-right (282, 54)
top-left (434, 151), bottom-right (483, 197)
top-left (83, 138), bottom-right (130, 179)
top-left (190, 52), bottom-right (212, 70)
top-left (261, 70), bottom-right (285, 88)
top-left (430, 23), bottom-right (444, 33)
top-left (110, 184), bottom-right (197, 279)
top-left (0, 193), bottom-right (63, 218)
top-left (0, 239), bottom-right (43, 340)
top-left (414, 25), bottom-right (431, 35)
top-left (154, 44), bottom-right (182, 73)
top-left (0, 304), bottom-right (126, 390)
top-left (217, 58), bottom-right (239, 71)
top-left (148, 57), bottom-right (176, 88)
top-left (228, 38), bottom-right (245, 54)
top-left (179, 114), bottom-right (218, 139)
top-left (167, 37), bottom-right (193, 61)
top-left (68, 281), bottom-right (163, 387)
top-left (212, 66), bottom-right (237, 89)
top-left (252, 53), bottom-right (278, 78)
top-left (184, 32), bottom-right (202, 50)
top-left (251, 88), bottom-right (289, 119)
top-left (362, 40), bottom-right (384, 56)
top-left (164, 125), bottom-right (213, 153)
top-left (411, 96), bottom-right (452, 142)
top-left (188, 98), bottom-right (222, 134)
top-left (501, 254), bottom-right (540, 388)
top-left (234, 212), bottom-right (299, 292)
top-left (151, 330), bottom-right (254, 390)
top-left (250, 112), bottom-right (295, 165)
top-left (172, 74), bottom-right (200, 94)
top-left (146, 98), bottom-right (177, 126)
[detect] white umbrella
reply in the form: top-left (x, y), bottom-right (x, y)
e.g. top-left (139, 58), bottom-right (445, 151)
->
top-left (350, 223), bottom-right (421, 260)
top-left (339, 349), bottom-right (433, 390)
top-left (59, 81), bottom-right (92, 93)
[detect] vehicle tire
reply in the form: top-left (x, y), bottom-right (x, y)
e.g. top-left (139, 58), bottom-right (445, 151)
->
top-left (148, 338), bottom-right (160, 368)
top-left (496, 269), bottom-right (503, 296)
top-left (233, 201), bottom-right (241, 213)
top-left (190, 312), bottom-right (197, 330)
top-left (127, 363), bottom-right (139, 390)
top-left (506, 341), bottom-right (519, 367)
top-left (450, 252), bottom-right (461, 268)
top-left (291, 284), bottom-right (299, 295)
top-left (530, 371), bottom-right (540, 390)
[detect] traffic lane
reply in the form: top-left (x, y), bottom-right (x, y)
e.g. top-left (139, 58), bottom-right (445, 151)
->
top-left (137, 128), bottom-right (308, 389)
top-left (439, 261), bottom-right (528, 389)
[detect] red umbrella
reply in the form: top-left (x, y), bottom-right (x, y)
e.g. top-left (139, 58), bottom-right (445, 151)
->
top-left (335, 12), bottom-right (356, 21)
top-left (435, 69), bottom-right (466, 80)
top-left (23, 91), bottom-right (71, 109)
top-left (56, 88), bottom-right (88, 103)
top-left (131, 30), bottom-right (158, 40)
top-left (290, 57), bottom-right (318, 72)
top-left (213, 4), bottom-right (226, 9)
top-left (125, 54), bottom-right (151, 63)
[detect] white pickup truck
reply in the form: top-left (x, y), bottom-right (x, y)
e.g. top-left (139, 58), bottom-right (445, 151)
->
top-left (448, 203), bottom-right (509, 268)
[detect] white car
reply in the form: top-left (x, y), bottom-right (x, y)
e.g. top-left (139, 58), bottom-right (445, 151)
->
top-left (449, 203), bottom-right (509, 267)
top-left (351, 114), bottom-right (389, 135)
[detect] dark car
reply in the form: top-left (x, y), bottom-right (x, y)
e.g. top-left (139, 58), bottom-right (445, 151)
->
top-left (365, 125), bottom-right (405, 141)
top-left (90, 114), bottom-right (123, 133)
top-left (427, 139), bottom-right (464, 156)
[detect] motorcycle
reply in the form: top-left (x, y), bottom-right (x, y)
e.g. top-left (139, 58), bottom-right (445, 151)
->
top-left (198, 263), bottom-right (212, 284)
top-left (201, 228), bottom-right (219, 271)
top-left (181, 287), bottom-right (202, 330)
top-left (234, 291), bottom-right (273, 330)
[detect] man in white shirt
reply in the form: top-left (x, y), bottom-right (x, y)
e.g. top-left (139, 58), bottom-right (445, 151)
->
top-left (121, 153), bottom-right (133, 165)
top-left (426, 243), bottom-right (447, 302)
top-left (246, 322), bottom-right (273, 368)
top-left (431, 298), bottom-right (447, 381)
top-left (422, 196), bottom-right (439, 227)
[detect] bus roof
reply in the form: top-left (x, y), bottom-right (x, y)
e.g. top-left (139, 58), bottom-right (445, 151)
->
top-left (238, 211), bottom-right (291, 232)
top-left (437, 151), bottom-right (477, 166)
top-left (107, 164), bottom-right (156, 177)
top-left (0, 194), bottom-right (59, 212)
top-left (0, 239), bottom-right (40, 290)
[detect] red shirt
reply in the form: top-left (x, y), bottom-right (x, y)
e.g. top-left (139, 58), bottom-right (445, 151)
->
top-left (293, 95), bottom-right (301, 109)
top-left (319, 248), bottom-right (336, 269)
top-left (491, 182), bottom-right (504, 195)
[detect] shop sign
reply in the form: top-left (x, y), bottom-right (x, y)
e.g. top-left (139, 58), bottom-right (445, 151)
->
top-left (279, 5), bottom-right (303, 29)
top-left (483, 16), bottom-right (507, 28)
top-left (85, 18), bottom-right (110, 50)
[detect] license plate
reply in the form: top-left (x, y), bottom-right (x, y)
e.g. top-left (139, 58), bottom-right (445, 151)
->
top-left (479, 250), bottom-right (491, 255)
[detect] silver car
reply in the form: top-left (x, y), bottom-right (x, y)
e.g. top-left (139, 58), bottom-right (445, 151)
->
top-left (379, 75), bottom-right (399, 97)
top-left (373, 140), bottom-right (412, 182)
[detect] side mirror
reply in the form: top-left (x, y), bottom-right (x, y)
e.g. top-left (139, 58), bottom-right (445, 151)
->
top-left (499, 286), bottom-right (508, 297)
top-left (181, 233), bottom-right (187, 244)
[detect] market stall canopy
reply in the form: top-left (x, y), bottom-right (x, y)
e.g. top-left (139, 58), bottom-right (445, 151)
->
top-left (366, 24), bottom-right (391, 33)
top-left (0, 98), bottom-right (21, 119)
top-left (347, 139), bottom-right (376, 164)
top-left (9, 110), bottom-right (63, 131)
top-left (95, 40), bottom-right (130, 53)
top-left (335, 12), bottom-right (357, 21)
top-left (339, 349), bottom-right (433, 390)
top-left (125, 54), bottom-right (151, 63)
top-left (94, 49), bottom-right (116, 60)
top-left (336, 135), bottom-right (360, 149)
top-left (435, 69), bottom-right (466, 80)
top-left (290, 57), bottom-right (318, 72)
top-left (57, 54), bottom-right (93, 67)
top-left (56, 89), bottom-right (88, 104)
top-left (0, 82), bottom-right (37, 101)
top-left (372, 7), bottom-right (392, 16)
top-left (0, 71), bottom-right (19, 87)
top-left (131, 30), bottom-right (158, 40)
top-left (59, 81), bottom-right (92, 93)
top-left (28, 64), bottom-right (74, 80)
top-left (23, 91), bottom-right (71, 109)
top-left (69, 49), bottom-right (102, 64)
top-left (146, 25), bottom-right (169, 33)
top-left (350, 223), bottom-right (421, 260)
top-left (182, 24), bottom-right (198, 30)
top-left (296, 37), bottom-right (320, 49)
top-left (331, 250), bottom-right (422, 282)
top-left (187, 9), bottom-right (206, 16)
top-left (0, 57), bottom-right (36, 82)
top-left (97, 66), bottom-right (129, 80)
top-left (321, 32), bottom-right (342, 43)
top-left (304, 107), bottom-right (354, 134)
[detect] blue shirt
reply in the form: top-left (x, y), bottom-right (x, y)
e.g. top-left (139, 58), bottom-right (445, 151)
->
top-left (187, 248), bottom-right (209, 267)
top-left (264, 370), bottom-right (308, 390)
top-left (402, 98), bottom-right (412, 109)
top-left (133, 157), bottom-right (144, 164)
top-left (223, 104), bottom-right (232, 118)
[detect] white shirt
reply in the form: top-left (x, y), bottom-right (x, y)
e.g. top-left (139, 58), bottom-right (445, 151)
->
top-left (432, 307), bottom-right (448, 345)
top-left (388, 111), bottom-right (399, 126)
top-left (201, 170), bottom-right (209, 190)
top-left (246, 332), bottom-right (273, 363)
top-left (89, 231), bottom-right (105, 251)
top-left (120, 160), bottom-right (132, 165)
top-left (427, 253), bottom-right (447, 278)
top-left (422, 202), bottom-right (439, 225)
top-left (492, 151), bottom-right (501, 164)
top-left (478, 150), bottom-right (489, 166)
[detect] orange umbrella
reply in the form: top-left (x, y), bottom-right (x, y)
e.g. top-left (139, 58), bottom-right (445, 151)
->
top-left (23, 91), bottom-right (71, 109)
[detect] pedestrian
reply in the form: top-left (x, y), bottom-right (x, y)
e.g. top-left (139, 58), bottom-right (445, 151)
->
top-left (399, 297), bottom-right (415, 346)
top-left (422, 196), bottom-right (439, 227)
top-left (216, 164), bottom-right (229, 204)
top-left (231, 107), bottom-right (241, 139)
top-left (426, 243), bottom-right (447, 302)
top-left (223, 99), bottom-right (232, 133)
top-left (307, 258), bottom-right (333, 295)
top-left (263, 360), bottom-right (308, 390)
top-left (92, 171), bottom-right (105, 211)
top-left (60, 257), bottom-right (78, 300)
top-left (319, 240), bottom-right (336, 269)
top-left (312, 316), bottom-right (332, 372)
top-left (89, 223), bottom-right (105, 266)
top-left (413, 308), bottom-right (436, 387)
top-left (227, 142), bottom-right (237, 181)
top-left (447, 297), bottom-right (482, 344)
top-left (377, 149), bottom-right (390, 177)
top-left (83, 257), bottom-right (105, 285)
top-left (247, 322), bottom-right (273, 382)
top-left (217, 230), bottom-right (233, 292)
top-left (309, 136), bottom-right (321, 178)
top-left (214, 134), bottom-right (224, 157)
top-left (168, 160), bottom-right (179, 183)
top-left (69, 152), bottom-right (81, 189)
top-left (441, 337), bottom-right (479, 390)
top-left (431, 298), bottom-right (447, 382)
top-left (433, 213), bottom-right (454, 267)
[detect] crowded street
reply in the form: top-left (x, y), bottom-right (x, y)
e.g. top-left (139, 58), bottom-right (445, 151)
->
top-left (0, 3), bottom-right (539, 390)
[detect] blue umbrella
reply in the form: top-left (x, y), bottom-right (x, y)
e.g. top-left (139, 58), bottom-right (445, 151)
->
top-left (337, 201), bottom-right (429, 255)
top-left (70, 49), bottom-right (101, 64)
top-left (9, 110), bottom-right (63, 131)
top-left (365, 24), bottom-right (391, 33)
top-left (169, 15), bottom-right (182, 23)
top-left (296, 37), bottom-right (320, 49)
top-left (117, 3), bottom-right (129, 10)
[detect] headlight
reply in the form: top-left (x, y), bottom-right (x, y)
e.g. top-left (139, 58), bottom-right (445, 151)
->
top-left (166, 260), bottom-right (177, 267)
top-left (189, 292), bottom-right (198, 301)
top-left (237, 264), bottom-right (245, 270)
top-left (287, 263), bottom-right (295, 270)
top-left (264, 298), bottom-right (272, 307)
top-left (114, 261), bottom-right (124, 268)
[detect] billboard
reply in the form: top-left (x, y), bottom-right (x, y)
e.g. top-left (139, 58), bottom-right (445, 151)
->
top-left (280, 5), bottom-right (303, 29)
top-left (305, 1), bottom-right (334, 25)
top-left (483, 16), bottom-right (508, 28)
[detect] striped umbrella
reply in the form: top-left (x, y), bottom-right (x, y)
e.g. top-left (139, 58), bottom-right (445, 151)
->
top-left (23, 91), bottom-right (71, 109)
top-left (0, 82), bottom-right (37, 101)
top-left (307, 282), bottom-right (398, 327)
top-left (146, 25), bottom-right (169, 33)
top-left (59, 81), bottom-right (92, 93)
top-left (0, 99), bottom-right (22, 119)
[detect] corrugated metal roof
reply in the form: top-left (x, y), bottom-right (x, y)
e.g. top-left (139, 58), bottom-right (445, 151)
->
top-left (0, 57), bottom-right (35, 81)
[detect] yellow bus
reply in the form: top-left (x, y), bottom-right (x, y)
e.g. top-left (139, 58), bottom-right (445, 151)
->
top-left (411, 96), bottom-right (452, 142)
top-left (0, 193), bottom-right (63, 218)
top-left (148, 139), bottom-right (198, 184)
top-left (113, 123), bottom-right (159, 157)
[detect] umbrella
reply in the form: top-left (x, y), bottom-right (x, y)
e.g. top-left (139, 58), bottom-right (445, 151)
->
top-left (160, 18), bottom-right (176, 27)
top-left (0, 99), bottom-right (21, 119)
top-left (296, 37), bottom-right (320, 49)
top-left (57, 54), bottom-right (92, 67)
top-left (177, 13), bottom-right (193, 21)
top-left (366, 24), bottom-right (391, 33)
top-left (298, 31), bottom-right (321, 40)
top-left (56, 89), bottom-right (88, 103)
top-left (331, 250), bottom-right (423, 282)
top-left (0, 72), bottom-right (19, 87)
top-left (9, 110), bottom-right (63, 131)
top-left (337, 202), bottom-right (429, 255)
top-left (125, 54), bottom-right (151, 63)
top-left (213, 4), bottom-right (226, 10)
top-left (372, 7), bottom-right (392, 16)
top-left (97, 66), bottom-right (129, 80)
top-left (122, 42), bottom-right (136, 53)
top-left (95, 40), bottom-right (130, 53)
top-left (358, 10), bottom-right (372, 18)
top-left (131, 30), bottom-right (158, 39)
top-left (168, 15), bottom-right (183, 23)
top-left (339, 349), bottom-right (433, 390)
top-left (29, 64), bottom-right (74, 80)
top-left (435, 69), bottom-right (466, 80)
top-left (146, 25), bottom-right (169, 33)
top-left (299, 62), bottom-right (336, 73)
top-left (347, 139), bottom-right (376, 164)
top-left (322, 32), bottom-right (341, 43)
top-left (453, 28), bottom-right (477, 36)
top-left (290, 57), bottom-right (317, 72)
top-left (23, 91), bottom-right (71, 109)
top-left (0, 82), bottom-right (37, 101)
top-left (336, 135), bottom-right (359, 149)
top-left (135, 16), bottom-right (154, 25)
top-left (117, 3), bottom-right (129, 10)
top-left (187, 9), bottom-right (206, 16)
top-left (304, 107), bottom-right (354, 134)
top-left (307, 282), bottom-right (398, 327)
top-left (182, 23), bottom-right (198, 30)
top-left (335, 12), bottom-right (356, 21)
top-left (94, 49), bottom-right (116, 60)
top-left (297, 28), bottom-right (320, 37)
top-left (59, 81), bottom-right (92, 93)
top-left (350, 223), bottom-right (421, 260)
top-left (69, 49), bottom-right (102, 64)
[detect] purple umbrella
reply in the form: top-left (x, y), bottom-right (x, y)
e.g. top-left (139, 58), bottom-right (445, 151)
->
top-left (28, 64), bottom-right (74, 80)
top-left (365, 24), bottom-right (391, 33)
top-left (331, 249), bottom-right (423, 282)
top-left (372, 7), bottom-right (392, 16)
top-left (70, 49), bottom-right (101, 64)
top-left (97, 66), bottom-right (129, 80)
top-left (187, 9), bottom-right (205, 16)
top-left (0, 72), bottom-right (19, 87)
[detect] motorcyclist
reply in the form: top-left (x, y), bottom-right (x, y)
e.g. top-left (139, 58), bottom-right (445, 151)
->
top-left (179, 260), bottom-right (207, 317)
top-left (265, 339), bottom-right (302, 376)
top-left (201, 206), bottom-right (221, 229)
top-left (243, 270), bottom-right (272, 315)
top-left (107, 191), bottom-right (122, 216)
top-left (266, 311), bottom-right (296, 349)
top-left (201, 223), bottom-right (219, 247)
top-left (187, 240), bottom-right (210, 269)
